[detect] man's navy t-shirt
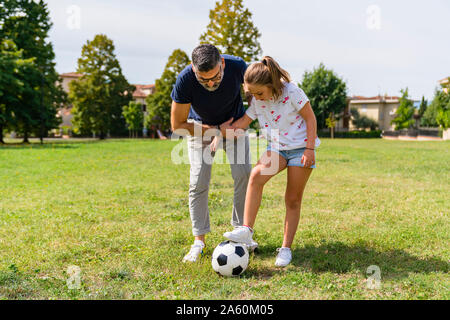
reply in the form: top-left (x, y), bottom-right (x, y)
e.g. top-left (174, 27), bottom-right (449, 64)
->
top-left (171, 54), bottom-right (247, 126)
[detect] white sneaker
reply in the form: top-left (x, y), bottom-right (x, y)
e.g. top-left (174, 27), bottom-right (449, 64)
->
top-left (275, 247), bottom-right (292, 267)
top-left (247, 239), bottom-right (259, 253)
top-left (223, 226), bottom-right (253, 245)
top-left (182, 240), bottom-right (205, 263)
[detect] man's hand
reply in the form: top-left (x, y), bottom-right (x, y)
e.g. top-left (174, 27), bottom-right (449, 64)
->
top-left (230, 126), bottom-right (246, 138)
top-left (219, 117), bottom-right (236, 139)
top-left (210, 135), bottom-right (221, 153)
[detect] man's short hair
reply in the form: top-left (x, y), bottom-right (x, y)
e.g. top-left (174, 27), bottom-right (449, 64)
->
top-left (192, 44), bottom-right (221, 72)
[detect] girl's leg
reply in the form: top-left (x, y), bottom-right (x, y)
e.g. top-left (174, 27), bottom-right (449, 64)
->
top-left (282, 166), bottom-right (313, 248)
top-left (243, 151), bottom-right (287, 228)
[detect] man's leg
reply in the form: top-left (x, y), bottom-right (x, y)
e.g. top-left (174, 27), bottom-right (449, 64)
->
top-left (183, 134), bottom-right (214, 262)
top-left (187, 134), bottom-right (215, 239)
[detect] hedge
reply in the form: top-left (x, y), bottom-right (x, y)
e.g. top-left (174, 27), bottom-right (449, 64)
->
top-left (318, 130), bottom-right (382, 138)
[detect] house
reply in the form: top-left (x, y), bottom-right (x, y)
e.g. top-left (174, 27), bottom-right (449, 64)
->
top-left (439, 76), bottom-right (450, 140)
top-left (57, 72), bottom-right (83, 133)
top-left (57, 73), bottom-right (154, 134)
top-left (59, 72), bottom-right (83, 92)
top-left (341, 95), bottom-right (402, 131)
top-left (132, 84), bottom-right (155, 112)
top-left (439, 76), bottom-right (449, 94)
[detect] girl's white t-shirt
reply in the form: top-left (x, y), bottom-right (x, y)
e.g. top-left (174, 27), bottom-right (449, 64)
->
top-left (246, 82), bottom-right (321, 150)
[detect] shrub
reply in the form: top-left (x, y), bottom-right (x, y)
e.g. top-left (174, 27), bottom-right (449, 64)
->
top-left (318, 130), bottom-right (382, 138)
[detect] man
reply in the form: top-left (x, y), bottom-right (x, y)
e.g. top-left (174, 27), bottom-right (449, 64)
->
top-left (170, 43), bottom-right (256, 262)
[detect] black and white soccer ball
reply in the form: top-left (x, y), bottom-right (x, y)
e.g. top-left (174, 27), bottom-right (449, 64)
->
top-left (212, 240), bottom-right (249, 277)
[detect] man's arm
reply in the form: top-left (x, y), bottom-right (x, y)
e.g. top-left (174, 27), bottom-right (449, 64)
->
top-left (171, 101), bottom-right (219, 137)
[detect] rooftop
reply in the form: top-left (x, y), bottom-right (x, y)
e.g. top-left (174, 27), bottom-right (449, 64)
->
top-left (60, 72), bottom-right (83, 78)
top-left (439, 77), bottom-right (449, 84)
top-left (59, 73), bottom-right (154, 99)
top-left (350, 95), bottom-right (401, 103)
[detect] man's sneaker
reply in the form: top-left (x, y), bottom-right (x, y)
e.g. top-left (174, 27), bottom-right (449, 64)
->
top-left (182, 240), bottom-right (205, 263)
top-left (223, 226), bottom-right (253, 245)
top-left (275, 247), bottom-right (292, 267)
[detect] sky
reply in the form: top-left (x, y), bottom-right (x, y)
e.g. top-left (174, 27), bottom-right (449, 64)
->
top-left (45, 0), bottom-right (450, 101)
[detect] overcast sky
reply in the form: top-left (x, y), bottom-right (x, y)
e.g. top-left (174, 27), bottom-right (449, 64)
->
top-left (45, 0), bottom-right (450, 101)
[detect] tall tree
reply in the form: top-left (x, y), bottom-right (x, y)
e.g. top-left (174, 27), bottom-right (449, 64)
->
top-left (199, 0), bottom-right (262, 62)
top-left (69, 34), bottom-right (134, 139)
top-left (300, 63), bottom-right (347, 130)
top-left (435, 80), bottom-right (450, 129)
top-left (146, 49), bottom-right (190, 132)
top-left (0, 40), bottom-right (34, 143)
top-left (391, 88), bottom-right (415, 130)
top-left (418, 96), bottom-right (428, 118)
top-left (421, 89), bottom-right (440, 127)
top-left (0, 0), bottom-right (66, 143)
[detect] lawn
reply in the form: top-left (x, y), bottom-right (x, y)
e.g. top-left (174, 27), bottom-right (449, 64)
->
top-left (0, 138), bottom-right (449, 299)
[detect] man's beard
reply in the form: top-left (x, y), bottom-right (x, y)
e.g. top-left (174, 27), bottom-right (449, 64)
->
top-left (201, 81), bottom-right (221, 92)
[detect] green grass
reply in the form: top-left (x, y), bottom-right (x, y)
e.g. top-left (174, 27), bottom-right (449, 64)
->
top-left (0, 138), bottom-right (449, 300)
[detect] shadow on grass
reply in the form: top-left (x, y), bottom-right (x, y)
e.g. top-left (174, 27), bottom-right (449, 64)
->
top-left (0, 138), bottom-right (166, 150)
top-left (0, 139), bottom-right (102, 150)
top-left (257, 241), bottom-right (449, 280)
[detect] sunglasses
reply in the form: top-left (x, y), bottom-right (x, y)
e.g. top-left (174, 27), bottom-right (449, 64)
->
top-left (195, 64), bottom-right (223, 84)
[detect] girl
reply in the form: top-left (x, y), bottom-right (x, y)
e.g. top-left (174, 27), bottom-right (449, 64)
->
top-left (222, 56), bottom-right (320, 267)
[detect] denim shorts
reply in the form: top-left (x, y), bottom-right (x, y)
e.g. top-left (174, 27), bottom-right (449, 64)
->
top-left (267, 145), bottom-right (316, 168)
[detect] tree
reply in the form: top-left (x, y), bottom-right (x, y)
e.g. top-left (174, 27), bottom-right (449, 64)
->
top-left (146, 49), bottom-right (190, 132)
top-left (418, 96), bottom-right (428, 118)
top-left (391, 88), bottom-right (415, 130)
top-left (416, 95), bottom-right (428, 129)
top-left (0, 40), bottom-right (34, 143)
top-left (435, 80), bottom-right (450, 129)
top-left (421, 91), bottom-right (440, 127)
top-left (69, 34), bottom-right (134, 139)
top-left (122, 101), bottom-right (143, 138)
top-left (300, 63), bottom-right (347, 130)
top-left (325, 112), bottom-right (338, 138)
top-left (199, 0), bottom-right (262, 62)
top-left (0, 0), bottom-right (66, 143)
top-left (421, 81), bottom-right (450, 128)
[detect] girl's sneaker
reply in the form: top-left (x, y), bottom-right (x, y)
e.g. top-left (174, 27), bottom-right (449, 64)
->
top-left (223, 226), bottom-right (253, 245)
top-left (275, 247), bottom-right (292, 267)
top-left (182, 240), bottom-right (205, 263)
top-left (247, 240), bottom-right (259, 253)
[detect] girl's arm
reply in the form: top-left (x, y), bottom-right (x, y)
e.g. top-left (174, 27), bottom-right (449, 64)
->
top-left (299, 102), bottom-right (317, 167)
top-left (232, 114), bottom-right (254, 130)
top-left (299, 102), bottom-right (317, 149)
top-left (210, 114), bottom-right (254, 152)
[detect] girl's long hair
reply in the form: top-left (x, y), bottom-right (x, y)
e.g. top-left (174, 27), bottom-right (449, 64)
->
top-left (244, 56), bottom-right (291, 100)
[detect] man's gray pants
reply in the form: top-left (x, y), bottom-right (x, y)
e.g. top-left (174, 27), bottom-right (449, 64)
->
top-left (187, 134), bottom-right (252, 236)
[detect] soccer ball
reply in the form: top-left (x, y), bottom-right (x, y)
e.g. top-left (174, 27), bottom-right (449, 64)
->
top-left (211, 240), bottom-right (249, 277)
